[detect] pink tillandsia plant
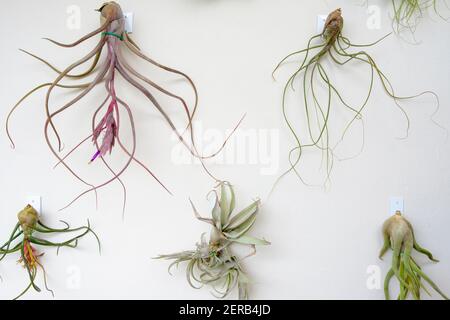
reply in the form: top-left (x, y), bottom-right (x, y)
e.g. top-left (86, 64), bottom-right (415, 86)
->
top-left (90, 65), bottom-right (119, 164)
top-left (6, 2), bottom-right (240, 213)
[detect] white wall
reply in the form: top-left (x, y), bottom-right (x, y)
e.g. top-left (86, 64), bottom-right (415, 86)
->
top-left (0, 0), bottom-right (449, 300)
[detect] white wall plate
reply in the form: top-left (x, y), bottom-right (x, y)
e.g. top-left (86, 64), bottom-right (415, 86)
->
top-left (390, 197), bottom-right (404, 215)
top-left (124, 12), bottom-right (134, 33)
top-left (27, 196), bottom-right (42, 214)
top-left (317, 15), bottom-right (327, 33)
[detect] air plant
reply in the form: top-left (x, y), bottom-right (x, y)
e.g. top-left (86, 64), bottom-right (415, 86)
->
top-left (272, 8), bottom-right (437, 186)
top-left (6, 1), bottom-right (236, 213)
top-left (391, 0), bottom-right (448, 34)
top-left (156, 182), bottom-right (270, 300)
top-left (0, 205), bottom-right (101, 300)
top-left (379, 211), bottom-right (448, 300)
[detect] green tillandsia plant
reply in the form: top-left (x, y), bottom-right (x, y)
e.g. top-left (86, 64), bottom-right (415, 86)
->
top-left (0, 205), bottom-right (101, 300)
top-left (157, 182), bottom-right (270, 300)
top-left (272, 8), bottom-right (438, 187)
top-left (379, 211), bottom-right (448, 300)
top-left (391, 0), bottom-right (448, 34)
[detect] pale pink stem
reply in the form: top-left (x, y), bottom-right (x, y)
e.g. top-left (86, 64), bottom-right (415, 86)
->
top-left (91, 41), bottom-right (120, 162)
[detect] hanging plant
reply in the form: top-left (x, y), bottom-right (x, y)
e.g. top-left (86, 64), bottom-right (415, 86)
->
top-left (391, 0), bottom-right (448, 34)
top-left (379, 211), bottom-right (448, 300)
top-left (157, 182), bottom-right (270, 299)
top-left (0, 205), bottom-right (100, 300)
top-left (272, 8), bottom-right (438, 186)
top-left (6, 1), bottom-right (238, 213)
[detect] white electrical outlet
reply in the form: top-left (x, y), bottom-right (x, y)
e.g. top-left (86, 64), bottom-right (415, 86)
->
top-left (317, 15), bottom-right (327, 33)
top-left (124, 12), bottom-right (134, 33)
top-left (390, 197), bottom-right (404, 215)
top-left (27, 196), bottom-right (42, 214)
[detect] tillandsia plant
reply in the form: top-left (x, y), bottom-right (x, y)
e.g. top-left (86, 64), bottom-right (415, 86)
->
top-left (391, 0), bottom-right (448, 34)
top-left (157, 182), bottom-right (270, 300)
top-left (272, 8), bottom-right (438, 186)
top-left (6, 1), bottom-right (238, 213)
top-left (379, 211), bottom-right (448, 300)
top-left (0, 205), bottom-right (101, 300)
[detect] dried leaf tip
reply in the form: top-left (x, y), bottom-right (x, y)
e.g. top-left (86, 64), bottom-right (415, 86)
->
top-left (97, 1), bottom-right (123, 21)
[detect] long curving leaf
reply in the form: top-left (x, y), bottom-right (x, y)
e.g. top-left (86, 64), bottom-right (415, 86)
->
top-left (238, 271), bottom-right (251, 284)
top-left (186, 259), bottom-right (202, 289)
top-left (220, 183), bottom-right (230, 226)
top-left (232, 235), bottom-right (271, 246)
top-left (229, 184), bottom-right (236, 217)
top-left (190, 199), bottom-right (215, 227)
top-left (223, 213), bottom-right (257, 240)
top-left (211, 194), bottom-right (222, 229)
top-left (224, 200), bottom-right (260, 232)
top-left (238, 271), bottom-right (250, 300)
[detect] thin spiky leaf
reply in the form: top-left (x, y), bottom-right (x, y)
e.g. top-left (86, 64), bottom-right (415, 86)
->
top-left (190, 199), bottom-right (215, 227)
